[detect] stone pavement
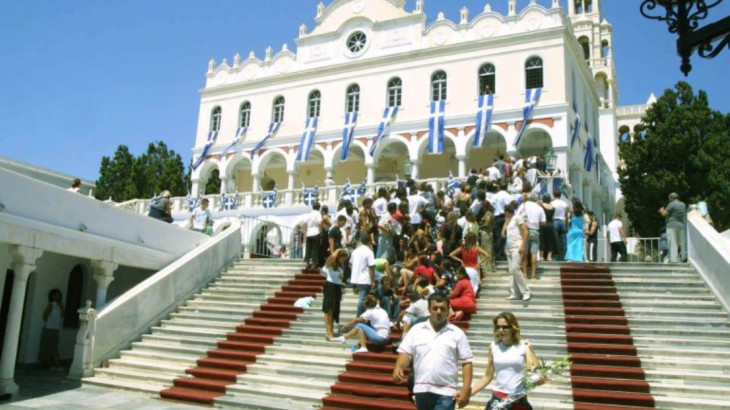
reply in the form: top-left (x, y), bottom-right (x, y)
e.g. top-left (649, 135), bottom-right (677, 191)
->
top-left (1, 366), bottom-right (200, 409)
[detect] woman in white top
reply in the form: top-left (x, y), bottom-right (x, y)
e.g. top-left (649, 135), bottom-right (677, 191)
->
top-left (471, 312), bottom-right (544, 409)
top-left (322, 249), bottom-right (348, 341)
top-left (40, 289), bottom-right (64, 370)
top-left (333, 294), bottom-right (390, 353)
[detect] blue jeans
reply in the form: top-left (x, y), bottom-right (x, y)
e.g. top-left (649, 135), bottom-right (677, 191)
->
top-left (376, 233), bottom-right (395, 261)
top-left (415, 392), bottom-right (455, 410)
top-left (356, 284), bottom-right (371, 317)
top-left (553, 219), bottom-right (567, 260)
top-left (354, 323), bottom-right (388, 345)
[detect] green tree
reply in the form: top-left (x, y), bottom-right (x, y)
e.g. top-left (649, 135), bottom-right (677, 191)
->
top-left (205, 169), bottom-right (221, 195)
top-left (95, 145), bottom-right (137, 201)
top-left (618, 81), bottom-right (730, 235)
top-left (95, 141), bottom-right (187, 202)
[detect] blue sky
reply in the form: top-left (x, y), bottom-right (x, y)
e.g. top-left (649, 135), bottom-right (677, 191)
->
top-left (2, 0), bottom-right (728, 181)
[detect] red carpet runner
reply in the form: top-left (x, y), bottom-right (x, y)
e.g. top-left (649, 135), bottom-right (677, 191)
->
top-left (560, 265), bottom-right (656, 409)
top-left (159, 268), bottom-right (325, 405)
top-left (320, 315), bottom-right (472, 410)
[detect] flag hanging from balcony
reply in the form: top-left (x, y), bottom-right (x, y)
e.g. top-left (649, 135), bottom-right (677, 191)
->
top-left (296, 117), bottom-right (318, 162)
top-left (369, 106), bottom-right (399, 157)
top-left (584, 137), bottom-right (595, 172)
top-left (262, 186), bottom-right (278, 209)
top-left (221, 191), bottom-right (238, 211)
top-left (192, 131), bottom-right (219, 171)
top-left (446, 171), bottom-right (459, 196)
top-left (339, 179), bottom-right (354, 202)
top-left (428, 100), bottom-right (446, 154)
top-left (302, 184), bottom-right (319, 207)
top-left (570, 102), bottom-right (581, 148)
top-left (340, 111), bottom-right (358, 161)
top-left (513, 87), bottom-right (541, 148)
top-left (350, 179), bottom-right (367, 204)
top-left (473, 93), bottom-right (494, 148)
top-left (250, 122), bottom-right (282, 160)
top-left (219, 127), bottom-right (247, 159)
top-left (185, 192), bottom-right (201, 211)
top-left (537, 177), bottom-right (564, 196)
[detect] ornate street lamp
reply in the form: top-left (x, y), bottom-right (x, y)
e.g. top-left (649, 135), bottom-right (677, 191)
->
top-left (640, 1), bottom-right (730, 75)
top-left (544, 148), bottom-right (558, 173)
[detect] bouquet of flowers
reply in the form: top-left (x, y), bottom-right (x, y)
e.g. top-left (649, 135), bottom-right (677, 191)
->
top-left (489, 356), bottom-right (572, 410)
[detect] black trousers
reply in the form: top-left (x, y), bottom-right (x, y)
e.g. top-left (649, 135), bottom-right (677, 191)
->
top-left (493, 214), bottom-right (506, 261)
top-left (610, 241), bottom-right (627, 262)
top-left (305, 234), bottom-right (321, 267)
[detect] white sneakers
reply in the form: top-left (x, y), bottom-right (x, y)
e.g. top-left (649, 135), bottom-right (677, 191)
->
top-left (354, 347), bottom-right (369, 353)
top-left (505, 295), bottom-right (518, 300)
top-left (506, 294), bottom-right (532, 301)
top-left (331, 336), bottom-right (346, 343)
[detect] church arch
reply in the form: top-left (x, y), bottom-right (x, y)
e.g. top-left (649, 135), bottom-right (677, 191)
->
top-left (255, 149), bottom-right (289, 191)
top-left (465, 130), bottom-right (508, 172)
top-left (331, 141), bottom-right (367, 185)
top-left (224, 155), bottom-right (254, 193)
top-left (517, 127), bottom-right (553, 158)
top-left (371, 136), bottom-right (410, 183)
top-left (296, 145), bottom-right (327, 188)
top-left (416, 131), bottom-right (458, 179)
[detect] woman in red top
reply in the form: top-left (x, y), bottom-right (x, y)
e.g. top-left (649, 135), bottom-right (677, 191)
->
top-left (449, 232), bottom-right (490, 295)
top-left (449, 267), bottom-right (477, 321)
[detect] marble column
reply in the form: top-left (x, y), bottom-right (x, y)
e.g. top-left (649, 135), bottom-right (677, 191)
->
top-left (457, 155), bottom-right (468, 178)
top-left (0, 246), bottom-right (43, 397)
top-left (286, 170), bottom-right (297, 206)
top-left (409, 160), bottom-right (421, 181)
top-left (219, 177), bottom-right (230, 194)
top-left (91, 260), bottom-right (119, 308)
top-left (190, 178), bottom-right (201, 198)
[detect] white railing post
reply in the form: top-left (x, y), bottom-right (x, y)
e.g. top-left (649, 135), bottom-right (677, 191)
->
top-left (68, 300), bottom-right (97, 379)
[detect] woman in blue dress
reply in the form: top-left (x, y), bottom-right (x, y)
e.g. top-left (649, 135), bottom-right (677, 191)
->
top-left (565, 199), bottom-right (585, 262)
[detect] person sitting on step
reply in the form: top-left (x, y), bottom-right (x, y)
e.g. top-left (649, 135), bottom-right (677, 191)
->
top-left (333, 294), bottom-right (390, 353)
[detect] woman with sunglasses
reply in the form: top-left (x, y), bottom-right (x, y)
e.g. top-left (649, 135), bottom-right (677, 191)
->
top-left (471, 312), bottom-right (544, 409)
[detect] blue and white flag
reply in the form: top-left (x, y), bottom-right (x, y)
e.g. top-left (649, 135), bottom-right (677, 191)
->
top-left (369, 106), bottom-right (399, 157)
top-left (446, 171), bottom-right (459, 196)
top-left (221, 191), bottom-right (238, 211)
top-left (250, 122), bottom-right (282, 160)
top-left (185, 192), bottom-right (201, 211)
top-left (350, 179), bottom-right (367, 204)
top-left (428, 100), bottom-right (446, 154)
top-left (513, 87), bottom-right (542, 147)
top-left (570, 102), bottom-right (581, 148)
top-left (219, 127), bottom-right (247, 159)
top-left (473, 93), bottom-right (494, 148)
top-left (192, 131), bottom-right (219, 171)
top-left (395, 175), bottom-right (406, 189)
top-left (296, 117), bottom-right (318, 162)
top-left (340, 111), bottom-right (358, 161)
top-left (339, 179), bottom-right (354, 201)
top-left (262, 186), bottom-right (278, 209)
top-left (302, 184), bottom-right (319, 206)
top-left (584, 137), bottom-right (595, 172)
top-left (537, 177), bottom-right (564, 196)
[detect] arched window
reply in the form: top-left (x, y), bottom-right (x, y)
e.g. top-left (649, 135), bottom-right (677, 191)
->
top-left (525, 57), bottom-right (544, 89)
top-left (272, 96), bottom-right (285, 122)
top-left (346, 84), bottom-right (360, 113)
top-left (575, 0), bottom-right (583, 14)
top-left (210, 106), bottom-right (222, 132)
top-left (478, 63), bottom-right (496, 94)
top-left (431, 70), bottom-right (447, 101)
top-left (239, 101), bottom-right (251, 128)
top-left (308, 90), bottom-right (321, 118)
top-left (578, 37), bottom-right (591, 60)
top-left (387, 77), bottom-right (402, 107)
top-left (64, 265), bottom-right (84, 328)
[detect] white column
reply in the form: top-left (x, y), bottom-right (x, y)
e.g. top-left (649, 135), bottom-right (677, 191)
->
top-left (252, 174), bottom-right (262, 192)
top-left (286, 170), bottom-right (297, 206)
top-left (219, 177), bottom-right (230, 194)
top-left (457, 155), bottom-right (467, 178)
top-left (366, 165), bottom-right (375, 186)
top-left (91, 260), bottom-right (119, 308)
top-left (583, 184), bottom-right (593, 210)
top-left (0, 246), bottom-right (42, 396)
top-left (191, 178), bottom-right (201, 197)
top-left (410, 160), bottom-right (421, 180)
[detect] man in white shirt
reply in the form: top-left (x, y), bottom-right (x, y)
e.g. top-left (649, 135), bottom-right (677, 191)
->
top-left (486, 164), bottom-right (501, 182)
top-left (517, 193), bottom-right (546, 279)
top-left (350, 234), bottom-right (376, 316)
top-left (393, 293), bottom-right (473, 409)
top-left (504, 202), bottom-right (531, 300)
top-left (607, 213), bottom-right (627, 262)
top-left (372, 187), bottom-right (389, 218)
top-left (407, 188), bottom-right (429, 229)
top-left (550, 191), bottom-right (571, 261)
top-left (301, 202), bottom-right (322, 269)
top-left (491, 182), bottom-right (514, 261)
top-left (190, 198), bottom-right (212, 233)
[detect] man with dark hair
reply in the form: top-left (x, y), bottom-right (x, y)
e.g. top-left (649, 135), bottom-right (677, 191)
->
top-left (329, 215), bottom-right (348, 253)
top-left (551, 191), bottom-right (571, 260)
top-left (302, 202), bottom-right (322, 269)
top-left (659, 192), bottom-right (686, 263)
top-left (350, 232), bottom-right (376, 317)
top-left (607, 212), bottom-right (627, 262)
top-left (393, 293), bottom-right (473, 409)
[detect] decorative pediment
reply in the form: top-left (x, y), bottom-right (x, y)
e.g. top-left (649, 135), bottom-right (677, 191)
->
top-left (309, 0), bottom-right (410, 37)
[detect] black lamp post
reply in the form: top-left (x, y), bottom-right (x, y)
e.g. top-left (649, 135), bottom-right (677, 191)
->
top-left (640, 0), bottom-right (730, 75)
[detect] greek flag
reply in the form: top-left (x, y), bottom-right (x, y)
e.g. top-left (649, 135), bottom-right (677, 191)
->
top-left (570, 102), bottom-right (581, 148)
top-left (340, 111), bottom-right (358, 161)
top-left (250, 122), bottom-right (282, 160)
top-left (350, 179), bottom-right (367, 204)
top-left (262, 186), bottom-right (278, 209)
top-left (473, 93), bottom-right (494, 148)
top-left (537, 177), bottom-right (564, 196)
top-left (513, 88), bottom-right (542, 147)
top-left (185, 192), bottom-right (200, 211)
top-left (221, 191), bottom-right (238, 211)
top-left (339, 179), bottom-right (354, 201)
top-left (428, 100), bottom-right (446, 154)
top-left (369, 106), bottom-right (399, 157)
top-left (302, 184), bottom-right (319, 206)
top-left (395, 175), bottom-right (406, 189)
top-left (446, 171), bottom-right (459, 196)
top-left (192, 131), bottom-right (219, 171)
top-left (296, 117), bottom-right (318, 162)
top-left (584, 137), bottom-right (595, 172)
top-left (219, 127), bottom-right (247, 159)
